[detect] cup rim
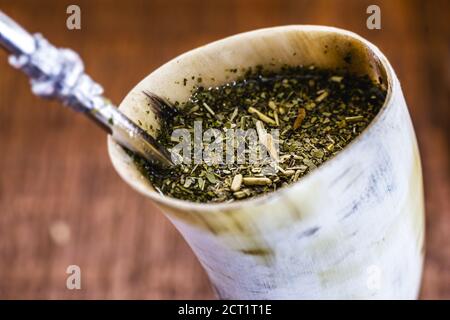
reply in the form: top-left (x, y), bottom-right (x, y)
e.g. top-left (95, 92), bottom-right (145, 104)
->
top-left (108, 25), bottom-right (396, 212)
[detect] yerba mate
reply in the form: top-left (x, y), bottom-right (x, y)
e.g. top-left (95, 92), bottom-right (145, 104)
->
top-left (131, 65), bottom-right (386, 202)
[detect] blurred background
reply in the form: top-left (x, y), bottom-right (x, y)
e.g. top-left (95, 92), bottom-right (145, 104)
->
top-left (0, 0), bottom-right (448, 299)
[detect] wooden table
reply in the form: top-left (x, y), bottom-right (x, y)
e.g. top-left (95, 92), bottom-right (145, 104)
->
top-left (0, 0), bottom-right (448, 299)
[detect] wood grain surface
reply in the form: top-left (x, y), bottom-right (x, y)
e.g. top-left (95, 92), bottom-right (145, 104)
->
top-left (0, 0), bottom-right (448, 299)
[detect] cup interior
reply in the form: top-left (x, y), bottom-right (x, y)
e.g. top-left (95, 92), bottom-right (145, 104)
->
top-left (108, 25), bottom-right (391, 208)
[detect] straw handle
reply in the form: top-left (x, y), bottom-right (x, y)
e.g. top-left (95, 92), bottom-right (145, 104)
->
top-left (0, 11), bottom-right (173, 167)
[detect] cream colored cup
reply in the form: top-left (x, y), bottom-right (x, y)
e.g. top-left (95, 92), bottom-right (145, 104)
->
top-left (108, 26), bottom-right (425, 299)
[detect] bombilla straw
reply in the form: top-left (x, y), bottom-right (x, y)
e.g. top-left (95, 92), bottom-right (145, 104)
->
top-left (0, 10), bottom-right (174, 168)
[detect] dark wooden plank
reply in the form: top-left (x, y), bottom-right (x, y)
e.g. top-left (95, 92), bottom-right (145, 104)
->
top-left (0, 0), bottom-right (448, 299)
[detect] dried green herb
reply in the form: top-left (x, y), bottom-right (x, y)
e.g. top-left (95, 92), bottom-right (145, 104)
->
top-left (131, 65), bottom-right (386, 203)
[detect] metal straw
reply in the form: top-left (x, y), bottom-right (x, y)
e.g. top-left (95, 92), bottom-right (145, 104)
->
top-left (0, 10), bottom-right (173, 168)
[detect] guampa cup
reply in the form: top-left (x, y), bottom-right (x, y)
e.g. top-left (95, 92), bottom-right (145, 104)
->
top-left (108, 26), bottom-right (425, 299)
